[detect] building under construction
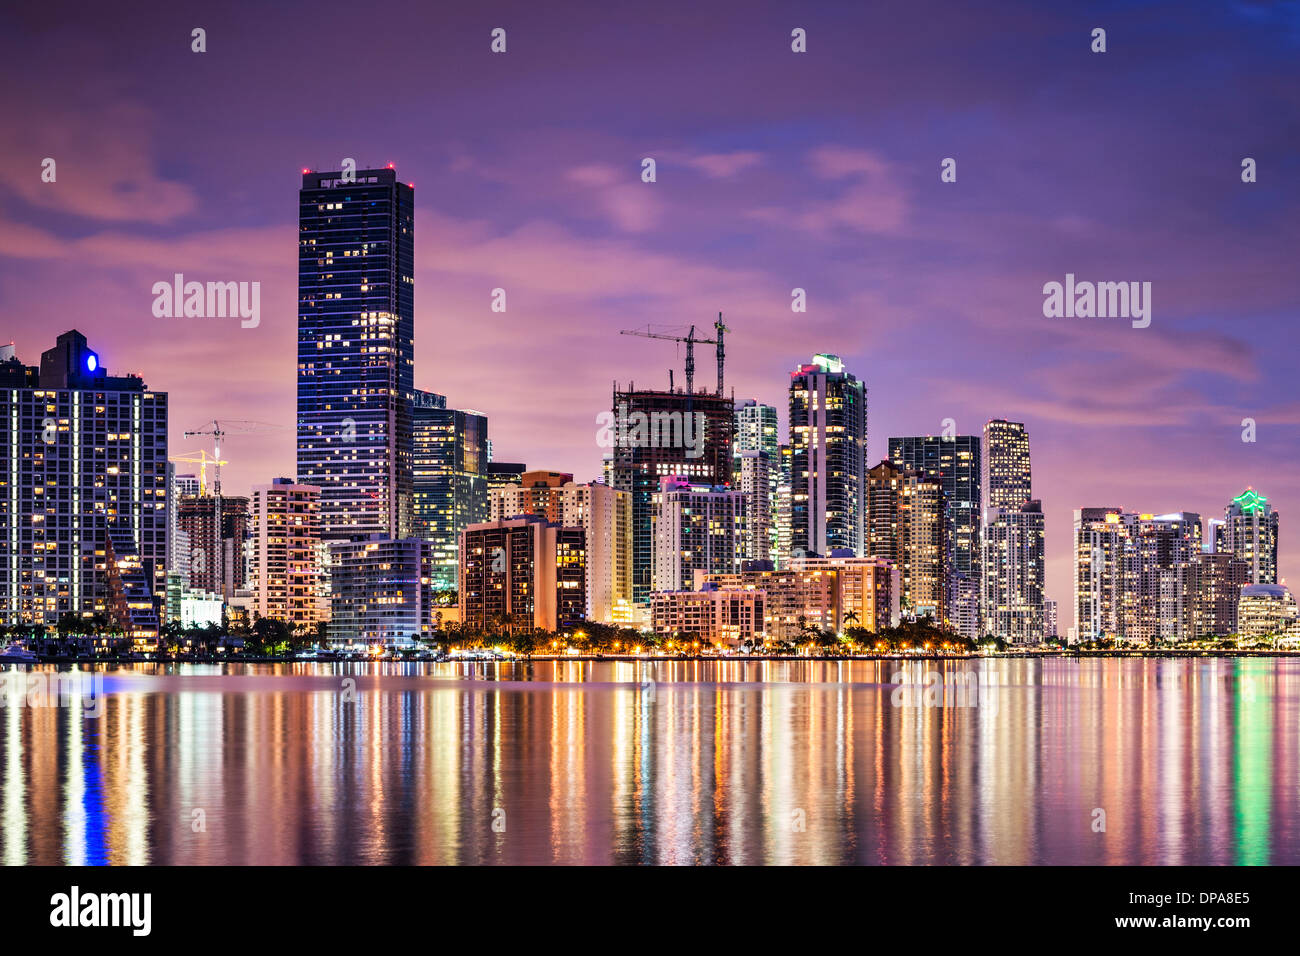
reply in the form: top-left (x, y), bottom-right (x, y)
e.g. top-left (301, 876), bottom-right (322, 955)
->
top-left (611, 316), bottom-right (735, 605)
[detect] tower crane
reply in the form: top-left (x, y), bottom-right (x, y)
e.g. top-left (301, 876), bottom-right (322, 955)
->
top-left (167, 449), bottom-right (228, 497)
top-left (619, 313), bottom-right (730, 397)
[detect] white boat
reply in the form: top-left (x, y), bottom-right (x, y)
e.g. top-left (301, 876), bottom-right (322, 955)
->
top-left (0, 643), bottom-right (38, 663)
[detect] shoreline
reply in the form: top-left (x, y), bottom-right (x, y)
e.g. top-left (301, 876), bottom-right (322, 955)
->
top-left (8, 648), bottom-right (1300, 666)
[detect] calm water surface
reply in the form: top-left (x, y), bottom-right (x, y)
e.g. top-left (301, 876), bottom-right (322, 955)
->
top-left (1, 658), bottom-right (1295, 865)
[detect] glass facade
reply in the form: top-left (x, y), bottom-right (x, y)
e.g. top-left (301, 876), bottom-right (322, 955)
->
top-left (296, 168), bottom-right (414, 541)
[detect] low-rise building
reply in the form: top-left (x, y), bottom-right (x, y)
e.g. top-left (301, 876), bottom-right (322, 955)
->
top-left (328, 537), bottom-right (435, 647)
top-left (651, 585), bottom-right (766, 647)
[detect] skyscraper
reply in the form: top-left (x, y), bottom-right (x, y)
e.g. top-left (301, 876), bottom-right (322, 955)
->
top-left (653, 475), bottom-right (747, 592)
top-left (982, 419), bottom-right (1032, 512)
top-left (734, 399), bottom-right (780, 564)
top-left (609, 382), bottom-right (734, 604)
top-left (1074, 508), bottom-right (1211, 644)
top-left (980, 419), bottom-right (1043, 642)
top-left (982, 500), bottom-right (1046, 643)
top-left (789, 354), bottom-right (867, 558)
top-left (296, 166), bottom-right (414, 542)
top-left (0, 331), bottom-right (168, 638)
top-left (1215, 488), bottom-right (1280, 585)
top-left (865, 460), bottom-right (946, 620)
top-left (178, 494), bottom-right (250, 604)
top-left (890, 433), bottom-right (981, 638)
top-left (248, 478), bottom-right (323, 630)
top-left (411, 388), bottom-right (489, 589)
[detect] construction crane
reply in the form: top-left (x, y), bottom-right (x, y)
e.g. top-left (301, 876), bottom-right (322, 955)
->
top-left (181, 419), bottom-right (284, 607)
top-left (620, 313), bottom-right (730, 396)
top-left (167, 449), bottom-right (228, 497)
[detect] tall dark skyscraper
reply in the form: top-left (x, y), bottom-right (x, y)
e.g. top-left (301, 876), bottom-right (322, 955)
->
top-left (889, 435), bottom-right (982, 575)
top-left (296, 167), bottom-right (414, 541)
top-left (789, 354), bottom-right (867, 558)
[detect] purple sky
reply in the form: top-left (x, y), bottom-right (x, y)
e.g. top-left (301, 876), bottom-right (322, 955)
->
top-left (3, 0), bottom-right (1298, 628)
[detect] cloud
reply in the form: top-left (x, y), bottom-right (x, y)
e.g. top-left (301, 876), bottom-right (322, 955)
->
top-left (0, 102), bottom-right (197, 224)
top-left (748, 146), bottom-right (908, 236)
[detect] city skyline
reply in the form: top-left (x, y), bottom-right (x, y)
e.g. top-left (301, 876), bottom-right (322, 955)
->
top-left (3, 1), bottom-right (1298, 630)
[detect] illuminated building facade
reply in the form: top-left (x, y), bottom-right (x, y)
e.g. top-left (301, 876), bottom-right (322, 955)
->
top-left (328, 536), bottom-right (434, 646)
top-left (889, 433), bottom-right (981, 639)
top-left (491, 471), bottom-right (632, 623)
top-left (296, 166), bottom-right (414, 541)
top-left (0, 331), bottom-right (167, 638)
top-left (249, 478), bottom-right (323, 629)
top-left (411, 389), bottom-right (489, 589)
top-left (981, 500), bottom-right (1045, 643)
top-left (701, 553), bottom-right (897, 639)
top-left (653, 476), bottom-right (747, 593)
top-left (651, 586), bottom-right (766, 647)
top-left (608, 384), bottom-right (734, 605)
top-left (1236, 584), bottom-right (1298, 640)
top-left (459, 515), bottom-right (587, 633)
top-left (734, 399), bottom-right (780, 564)
top-left (865, 460), bottom-right (946, 621)
top-left (789, 354), bottom-right (868, 558)
top-left (1215, 488), bottom-right (1279, 585)
top-left (982, 419), bottom-right (1032, 512)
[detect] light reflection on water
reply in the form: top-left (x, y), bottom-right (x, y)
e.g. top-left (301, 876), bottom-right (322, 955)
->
top-left (0, 658), bottom-right (1294, 865)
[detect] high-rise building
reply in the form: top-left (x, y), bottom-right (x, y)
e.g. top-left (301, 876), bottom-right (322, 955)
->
top-left (865, 460), bottom-right (946, 620)
top-left (1160, 552), bottom-right (1249, 641)
top-left (1074, 508), bottom-right (1212, 644)
top-left (248, 478), bottom-right (323, 630)
top-left (486, 461), bottom-right (527, 493)
top-left (459, 515), bottom-right (587, 633)
top-left (653, 476), bottom-right (747, 592)
top-left (296, 166), bottom-right (414, 541)
top-left (328, 536), bottom-right (434, 646)
top-left (889, 434), bottom-right (981, 577)
top-left (735, 399), bottom-right (780, 565)
top-left (789, 354), bottom-right (867, 558)
top-left (982, 419), bottom-right (1032, 512)
top-left (1215, 488), bottom-right (1279, 585)
top-left (890, 433), bottom-right (981, 638)
top-left (608, 382), bottom-right (734, 604)
top-left (736, 450), bottom-right (772, 564)
top-left (980, 419), bottom-right (1042, 643)
top-left (0, 331), bottom-right (168, 638)
top-left (411, 389), bottom-right (488, 589)
top-left (178, 494), bottom-right (250, 604)
top-left (1044, 599), bottom-right (1058, 639)
top-left (491, 472), bottom-right (632, 623)
top-left (981, 500), bottom-right (1046, 643)
top-left (775, 443), bottom-right (793, 567)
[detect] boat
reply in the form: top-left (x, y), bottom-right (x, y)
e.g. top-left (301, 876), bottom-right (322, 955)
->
top-left (0, 643), bottom-right (38, 663)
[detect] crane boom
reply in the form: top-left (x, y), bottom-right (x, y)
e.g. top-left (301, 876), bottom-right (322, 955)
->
top-left (620, 319), bottom-right (729, 396)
